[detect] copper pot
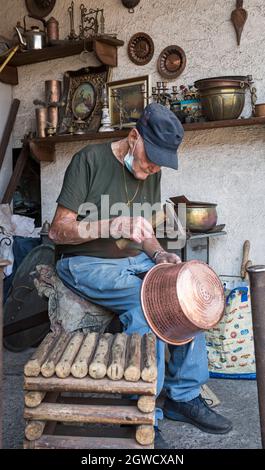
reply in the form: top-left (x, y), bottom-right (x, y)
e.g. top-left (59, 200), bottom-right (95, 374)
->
top-left (141, 261), bottom-right (225, 345)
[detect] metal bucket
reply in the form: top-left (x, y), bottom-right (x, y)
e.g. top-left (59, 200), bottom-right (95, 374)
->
top-left (141, 261), bottom-right (225, 345)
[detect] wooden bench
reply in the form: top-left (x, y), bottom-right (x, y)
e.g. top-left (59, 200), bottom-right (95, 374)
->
top-left (23, 330), bottom-right (157, 449)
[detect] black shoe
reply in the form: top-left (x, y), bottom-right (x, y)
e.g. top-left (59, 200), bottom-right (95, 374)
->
top-left (163, 395), bottom-right (233, 435)
top-left (154, 428), bottom-right (170, 449)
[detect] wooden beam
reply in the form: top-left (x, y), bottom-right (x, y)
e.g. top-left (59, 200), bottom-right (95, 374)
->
top-left (24, 375), bottom-right (156, 396)
top-left (24, 402), bottom-right (155, 425)
top-left (0, 99), bottom-right (20, 170)
top-left (24, 434), bottom-right (151, 449)
top-left (0, 65), bottom-right (18, 86)
top-left (1, 143), bottom-right (29, 204)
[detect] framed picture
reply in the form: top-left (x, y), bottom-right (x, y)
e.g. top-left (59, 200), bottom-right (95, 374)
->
top-left (72, 82), bottom-right (96, 120)
top-left (106, 75), bottom-right (151, 128)
top-left (58, 65), bottom-right (111, 134)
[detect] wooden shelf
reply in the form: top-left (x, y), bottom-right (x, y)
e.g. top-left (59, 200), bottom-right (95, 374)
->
top-left (182, 116), bottom-right (265, 131)
top-left (0, 37), bottom-right (124, 68)
top-left (28, 130), bottom-right (129, 162)
top-left (0, 36), bottom-right (124, 84)
top-left (28, 117), bottom-right (265, 162)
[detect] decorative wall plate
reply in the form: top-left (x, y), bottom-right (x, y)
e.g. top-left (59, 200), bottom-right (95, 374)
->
top-left (157, 45), bottom-right (186, 79)
top-left (25, 0), bottom-right (56, 18)
top-left (128, 32), bottom-right (154, 66)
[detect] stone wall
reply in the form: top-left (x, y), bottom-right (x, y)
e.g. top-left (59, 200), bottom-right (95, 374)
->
top-left (1, 0), bottom-right (265, 274)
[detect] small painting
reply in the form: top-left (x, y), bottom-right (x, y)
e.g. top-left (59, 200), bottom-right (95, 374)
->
top-left (107, 75), bottom-right (151, 128)
top-left (72, 83), bottom-right (96, 120)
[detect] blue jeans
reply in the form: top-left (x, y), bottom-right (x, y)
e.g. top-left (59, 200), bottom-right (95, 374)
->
top-left (56, 253), bottom-right (209, 418)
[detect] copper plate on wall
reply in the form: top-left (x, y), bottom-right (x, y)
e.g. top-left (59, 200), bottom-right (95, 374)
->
top-left (25, 0), bottom-right (56, 18)
top-left (128, 32), bottom-right (154, 66)
top-left (157, 45), bottom-right (186, 79)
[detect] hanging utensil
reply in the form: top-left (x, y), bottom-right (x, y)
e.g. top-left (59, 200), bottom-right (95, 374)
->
top-left (121, 0), bottom-right (140, 13)
top-left (231, 0), bottom-right (248, 46)
top-left (68, 1), bottom-right (78, 40)
top-left (79, 39), bottom-right (90, 63)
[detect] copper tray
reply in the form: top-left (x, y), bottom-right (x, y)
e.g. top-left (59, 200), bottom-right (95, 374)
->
top-left (128, 32), bottom-right (154, 66)
top-left (157, 45), bottom-right (186, 79)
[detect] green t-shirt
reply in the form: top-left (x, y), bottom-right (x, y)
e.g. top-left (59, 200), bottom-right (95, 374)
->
top-left (56, 142), bottom-right (161, 258)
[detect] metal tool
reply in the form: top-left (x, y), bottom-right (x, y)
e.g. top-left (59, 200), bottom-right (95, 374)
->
top-left (116, 210), bottom-right (165, 250)
top-left (231, 0), bottom-right (248, 46)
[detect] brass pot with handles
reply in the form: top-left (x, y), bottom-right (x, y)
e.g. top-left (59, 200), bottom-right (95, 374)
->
top-left (194, 76), bottom-right (252, 121)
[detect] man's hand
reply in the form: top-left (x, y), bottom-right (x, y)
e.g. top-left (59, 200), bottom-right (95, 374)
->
top-left (155, 251), bottom-right (181, 265)
top-left (110, 216), bottom-right (154, 244)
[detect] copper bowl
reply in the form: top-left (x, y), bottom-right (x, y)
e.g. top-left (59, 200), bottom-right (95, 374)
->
top-left (186, 204), bottom-right (218, 232)
top-left (169, 196), bottom-right (218, 232)
top-left (141, 261), bottom-right (225, 345)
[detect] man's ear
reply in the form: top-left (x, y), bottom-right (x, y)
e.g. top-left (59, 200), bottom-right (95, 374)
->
top-left (128, 128), bottom-right (139, 148)
top-left (130, 128), bottom-right (140, 140)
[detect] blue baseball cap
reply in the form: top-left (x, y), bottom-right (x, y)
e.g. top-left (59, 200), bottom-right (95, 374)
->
top-left (136, 103), bottom-right (184, 170)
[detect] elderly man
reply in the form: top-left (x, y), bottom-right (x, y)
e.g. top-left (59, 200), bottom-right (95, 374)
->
top-left (49, 103), bottom-right (232, 445)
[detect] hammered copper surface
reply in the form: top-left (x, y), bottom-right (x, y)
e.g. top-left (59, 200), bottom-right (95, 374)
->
top-left (157, 45), bottom-right (186, 80)
top-left (128, 32), bottom-right (154, 65)
top-left (141, 261), bottom-right (225, 346)
top-left (45, 80), bottom-right (62, 104)
top-left (36, 107), bottom-right (48, 138)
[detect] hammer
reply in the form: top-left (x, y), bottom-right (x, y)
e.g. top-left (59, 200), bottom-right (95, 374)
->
top-left (116, 210), bottom-right (165, 250)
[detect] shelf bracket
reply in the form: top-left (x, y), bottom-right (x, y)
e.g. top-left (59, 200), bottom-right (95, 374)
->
top-left (29, 141), bottom-right (55, 162)
top-left (0, 65), bottom-right (18, 86)
top-left (93, 39), bottom-right (117, 67)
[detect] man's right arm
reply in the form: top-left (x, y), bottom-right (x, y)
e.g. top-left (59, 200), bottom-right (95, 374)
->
top-left (49, 205), bottom-right (107, 245)
top-left (49, 205), bottom-right (154, 246)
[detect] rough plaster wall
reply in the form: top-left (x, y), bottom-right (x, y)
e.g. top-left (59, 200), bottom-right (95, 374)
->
top-left (1, 0), bottom-right (265, 274)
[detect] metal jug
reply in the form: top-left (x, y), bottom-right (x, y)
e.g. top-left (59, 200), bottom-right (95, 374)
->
top-left (15, 15), bottom-right (47, 50)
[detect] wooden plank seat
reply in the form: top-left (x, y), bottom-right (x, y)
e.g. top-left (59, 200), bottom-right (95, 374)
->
top-left (23, 331), bottom-right (157, 449)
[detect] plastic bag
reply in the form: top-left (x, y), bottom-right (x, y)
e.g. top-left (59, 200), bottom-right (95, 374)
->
top-left (206, 276), bottom-right (256, 379)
